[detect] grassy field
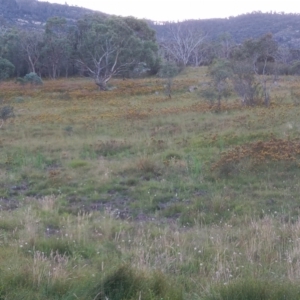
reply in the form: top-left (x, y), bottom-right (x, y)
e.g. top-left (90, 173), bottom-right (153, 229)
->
top-left (1, 68), bottom-right (300, 299)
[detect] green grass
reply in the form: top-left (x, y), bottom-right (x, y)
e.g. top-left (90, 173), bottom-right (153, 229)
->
top-left (204, 280), bottom-right (300, 300)
top-left (1, 69), bottom-right (300, 298)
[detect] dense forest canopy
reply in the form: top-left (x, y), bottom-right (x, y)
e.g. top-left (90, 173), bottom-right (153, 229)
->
top-left (0, 13), bottom-right (159, 87)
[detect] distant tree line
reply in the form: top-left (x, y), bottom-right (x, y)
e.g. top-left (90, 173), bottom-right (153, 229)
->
top-left (158, 22), bottom-right (300, 73)
top-left (2, 12), bottom-right (300, 92)
top-left (158, 24), bottom-right (300, 107)
top-left (151, 12), bottom-right (300, 45)
top-left (0, 15), bottom-right (159, 89)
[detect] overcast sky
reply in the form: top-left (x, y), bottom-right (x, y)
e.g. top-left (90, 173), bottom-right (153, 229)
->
top-left (38, 0), bottom-right (298, 21)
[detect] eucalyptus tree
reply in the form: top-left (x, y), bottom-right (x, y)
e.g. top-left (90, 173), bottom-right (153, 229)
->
top-left (190, 41), bottom-right (215, 66)
top-left (206, 59), bottom-right (233, 110)
top-left (252, 34), bottom-right (278, 106)
top-left (216, 32), bottom-right (235, 59)
top-left (231, 33), bottom-right (278, 106)
top-left (159, 22), bottom-right (206, 67)
top-left (0, 28), bottom-right (23, 76)
top-left (75, 15), bottom-right (159, 90)
top-left (0, 105), bottom-right (14, 128)
top-left (20, 30), bottom-right (43, 74)
top-left (231, 59), bottom-right (260, 106)
top-left (0, 57), bottom-right (14, 82)
top-left (42, 17), bottom-right (72, 78)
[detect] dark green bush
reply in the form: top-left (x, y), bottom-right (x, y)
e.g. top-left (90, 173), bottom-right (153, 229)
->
top-left (17, 73), bottom-right (43, 86)
top-left (0, 106), bottom-right (14, 122)
top-left (94, 265), bottom-right (182, 300)
top-left (24, 72), bottom-right (43, 85)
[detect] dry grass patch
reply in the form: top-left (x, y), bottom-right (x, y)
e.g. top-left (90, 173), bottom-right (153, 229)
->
top-left (212, 138), bottom-right (300, 173)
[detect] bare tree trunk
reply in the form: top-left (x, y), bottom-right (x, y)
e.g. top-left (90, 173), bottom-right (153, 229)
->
top-left (95, 77), bottom-right (109, 91)
top-left (28, 55), bottom-right (36, 73)
top-left (166, 78), bottom-right (172, 98)
top-left (160, 23), bottom-right (206, 67)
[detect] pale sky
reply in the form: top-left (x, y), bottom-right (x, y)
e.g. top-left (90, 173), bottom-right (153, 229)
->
top-left (38, 0), bottom-right (299, 21)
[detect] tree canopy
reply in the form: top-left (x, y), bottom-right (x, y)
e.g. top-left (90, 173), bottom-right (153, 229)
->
top-left (0, 15), bottom-right (159, 89)
top-left (76, 16), bottom-right (159, 89)
top-left (0, 57), bottom-right (14, 81)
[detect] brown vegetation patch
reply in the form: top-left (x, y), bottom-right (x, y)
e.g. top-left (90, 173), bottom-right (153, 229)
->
top-left (92, 139), bottom-right (132, 157)
top-left (212, 138), bottom-right (300, 173)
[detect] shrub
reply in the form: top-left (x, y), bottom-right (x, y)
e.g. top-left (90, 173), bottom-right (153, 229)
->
top-left (94, 265), bottom-right (182, 300)
top-left (17, 73), bottom-right (43, 86)
top-left (0, 106), bottom-right (14, 121)
top-left (24, 72), bottom-right (43, 85)
top-left (0, 58), bottom-right (14, 81)
top-left (158, 60), bottom-right (180, 98)
top-left (0, 106), bottom-right (14, 128)
top-left (136, 157), bottom-right (158, 174)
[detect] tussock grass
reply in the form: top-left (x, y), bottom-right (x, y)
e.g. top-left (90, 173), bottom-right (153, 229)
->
top-left (2, 199), bottom-right (300, 298)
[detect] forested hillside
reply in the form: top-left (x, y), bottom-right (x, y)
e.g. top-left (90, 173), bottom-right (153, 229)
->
top-left (1, 0), bottom-right (300, 47)
top-left (0, 0), bottom-right (300, 48)
top-left (0, 0), bottom-right (105, 28)
top-left (150, 12), bottom-right (300, 48)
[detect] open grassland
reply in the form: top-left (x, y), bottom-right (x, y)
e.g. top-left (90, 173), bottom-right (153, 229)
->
top-left (1, 68), bottom-right (300, 299)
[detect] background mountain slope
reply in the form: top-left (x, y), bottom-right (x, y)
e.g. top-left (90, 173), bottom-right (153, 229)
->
top-left (1, 0), bottom-right (300, 47)
top-left (150, 12), bottom-right (300, 47)
top-left (0, 0), bottom-right (105, 28)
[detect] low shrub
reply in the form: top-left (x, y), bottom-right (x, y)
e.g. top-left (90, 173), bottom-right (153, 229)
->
top-left (94, 265), bottom-right (182, 300)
